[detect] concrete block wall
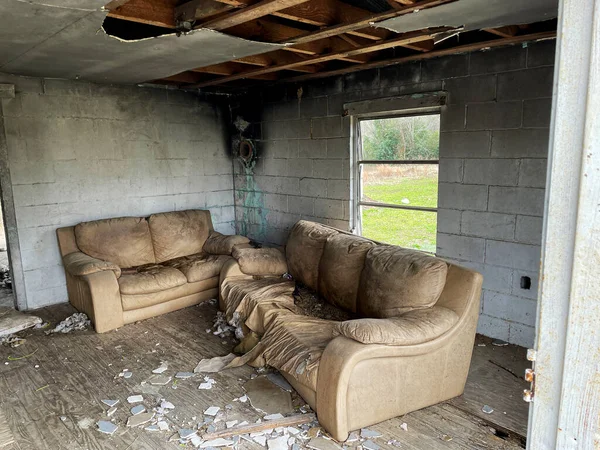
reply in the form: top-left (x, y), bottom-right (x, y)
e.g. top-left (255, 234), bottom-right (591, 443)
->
top-left (233, 40), bottom-right (555, 347)
top-left (0, 74), bottom-right (234, 309)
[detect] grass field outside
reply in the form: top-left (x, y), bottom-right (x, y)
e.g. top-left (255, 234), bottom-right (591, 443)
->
top-left (361, 175), bottom-right (438, 253)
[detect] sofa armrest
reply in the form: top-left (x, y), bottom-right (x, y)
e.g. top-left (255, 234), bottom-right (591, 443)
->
top-left (203, 231), bottom-right (250, 255)
top-left (63, 252), bottom-right (121, 278)
top-left (232, 247), bottom-right (288, 276)
top-left (333, 306), bottom-right (458, 346)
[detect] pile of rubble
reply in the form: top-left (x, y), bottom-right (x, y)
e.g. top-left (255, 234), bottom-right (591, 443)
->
top-left (0, 265), bottom-right (11, 289)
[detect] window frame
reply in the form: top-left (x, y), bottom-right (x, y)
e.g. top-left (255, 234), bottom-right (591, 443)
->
top-left (349, 109), bottom-right (441, 249)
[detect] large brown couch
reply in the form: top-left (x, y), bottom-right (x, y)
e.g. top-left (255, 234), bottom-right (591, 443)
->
top-left (57, 209), bottom-right (249, 333)
top-left (219, 220), bottom-right (483, 441)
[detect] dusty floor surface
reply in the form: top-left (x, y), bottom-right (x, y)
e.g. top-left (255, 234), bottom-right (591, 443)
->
top-left (0, 301), bottom-right (529, 450)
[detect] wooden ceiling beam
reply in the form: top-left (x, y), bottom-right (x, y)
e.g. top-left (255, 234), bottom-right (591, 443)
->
top-left (281, 31), bottom-right (557, 84)
top-left (199, 0), bottom-right (311, 31)
top-left (105, 0), bottom-right (177, 28)
top-left (483, 25), bottom-right (520, 38)
top-left (189, 30), bottom-right (435, 88)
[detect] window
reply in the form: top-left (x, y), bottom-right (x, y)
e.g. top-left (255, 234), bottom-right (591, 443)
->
top-left (353, 113), bottom-right (440, 253)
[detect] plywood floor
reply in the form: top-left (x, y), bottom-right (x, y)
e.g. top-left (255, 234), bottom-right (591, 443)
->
top-left (0, 302), bottom-right (529, 450)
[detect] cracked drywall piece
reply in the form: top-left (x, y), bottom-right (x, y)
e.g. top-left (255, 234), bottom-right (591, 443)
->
top-left (264, 413), bottom-right (285, 421)
top-left (149, 374), bottom-right (172, 386)
top-left (360, 429), bottom-right (382, 439)
top-left (374, 0), bottom-right (558, 34)
top-left (204, 406), bottom-right (220, 416)
top-left (127, 412), bottom-right (155, 427)
top-left (153, 362), bottom-right (168, 374)
top-left (175, 372), bottom-right (195, 379)
top-left (243, 376), bottom-right (293, 415)
top-left (127, 395), bottom-right (143, 404)
top-left (102, 399), bottom-right (119, 407)
top-left (160, 400), bottom-right (175, 410)
top-left (268, 435), bottom-right (290, 450)
top-left (253, 435), bottom-right (267, 446)
top-left (200, 438), bottom-right (235, 448)
top-left (130, 405), bottom-right (145, 415)
top-left (307, 438), bottom-right (343, 450)
top-left (179, 428), bottom-right (197, 440)
top-left (97, 420), bottom-right (118, 435)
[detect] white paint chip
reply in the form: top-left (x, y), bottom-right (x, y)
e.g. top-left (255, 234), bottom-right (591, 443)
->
top-left (127, 395), bottom-right (143, 404)
top-left (102, 399), bottom-right (119, 407)
top-left (97, 420), bottom-right (118, 435)
top-left (204, 406), bottom-right (220, 416)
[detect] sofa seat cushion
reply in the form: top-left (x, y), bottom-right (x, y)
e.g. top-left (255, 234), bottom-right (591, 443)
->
top-left (318, 234), bottom-right (374, 313)
top-left (357, 245), bottom-right (448, 318)
top-left (203, 231), bottom-right (250, 255)
top-left (286, 220), bottom-right (337, 291)
top-left (118, 265), bottom-right (187, 295)
top-left (334, 306), bottom-right (459, 346)
top-left (233, 247), bottom-right (288, 276)
top-left (121, 277), bottom-right (218, 311)
top-left (220, 277), bottom-right (297, 334)
top-left (257, 313), bottom-right (338, 391)
top-left (75, 217), bottom-right (155, 269)
top-left (164, 253), bottom-right (231, 283)
top-left (148, 210), bottom-right (213, 263)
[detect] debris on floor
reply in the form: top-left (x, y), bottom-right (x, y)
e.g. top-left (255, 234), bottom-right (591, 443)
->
top-left (152, 362), bottom-right (168, 373)
top-left (194, 353), bottom-right (236, 373)
top-left (148, 374), bottom-right (172, 385)
top-left (102, 399), bottom-right (119, 407)
top-left (97, 420), bottom-right (118, 435)
top-left (482, 405), bottom-right (494, 414)
top-left (46, 312), bottom-right (90, 334)
top-left (127, 411), bottom-right (155, 427)
top-left (199, 376), bottom-right (217, 390)
top-left (491, 339), bottom-right (509, 347)
top-left (243, 376), bottom-right (294, 415)
top-left (127, 395), bottom-right (144, 404)
top-left (0, 306), bottom-right (42, 337)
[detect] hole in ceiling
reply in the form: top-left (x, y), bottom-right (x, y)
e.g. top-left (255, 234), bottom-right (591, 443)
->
top-left (102, 16), bottom-right (175, 41)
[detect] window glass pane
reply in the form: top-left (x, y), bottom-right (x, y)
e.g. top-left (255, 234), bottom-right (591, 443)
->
top-left (361, 206), bottom-right (437, 253)
top-left (361, 164), bottom-right (438, 208)
top-left (359, 114), bottom-right (440, 161)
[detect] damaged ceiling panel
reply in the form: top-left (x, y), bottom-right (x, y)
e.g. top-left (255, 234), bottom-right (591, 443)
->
top-left (375, 0), bottom-right (558, 34)
top-left (0, 0), bottom-right (283, 84)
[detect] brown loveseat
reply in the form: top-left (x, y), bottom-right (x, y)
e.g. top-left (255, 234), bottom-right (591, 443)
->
top-left (57, 209), bottom-right (249, 333)
top-left (219, 220), bottom-right (482, 441)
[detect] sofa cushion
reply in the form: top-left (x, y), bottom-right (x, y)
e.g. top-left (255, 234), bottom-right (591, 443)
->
top-left (163, 253), bottom-right (231, 283)
top-left (203, 231), bottom-right (250, 255)
top-left (148, 210), bottom-right (213, 263)
top-left (75, 217), bottom-right (155, 269)
top-left (118, 265), bottom-right (187, 295)
top-left (233, 247), bottom-right (288, 276)
top-left (357, 246), bottom-right (448, 318)
top-left (334, 306), bottom-right (458, 345)
top-left (318, 234), bottom-right (374, 313)
top-left (286, 220), bottom-right (337, 291)
top-left (121, 277), bottom-right (218, 311)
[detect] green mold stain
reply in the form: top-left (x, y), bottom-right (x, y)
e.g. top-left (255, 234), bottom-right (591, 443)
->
top-left (236, 164), bottom-right (268, 241)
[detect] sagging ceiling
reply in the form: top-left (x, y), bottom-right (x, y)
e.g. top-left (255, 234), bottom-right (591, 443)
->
top-left (0, 0), bottom-right (558, 90)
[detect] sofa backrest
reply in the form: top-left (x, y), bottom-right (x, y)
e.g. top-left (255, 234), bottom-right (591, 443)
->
top-left (148, 210), bottom-right (214, 263)
top-left (285, 220), bottom-right (337, 291)
top-left (75, 217), bottom-right (155, 269)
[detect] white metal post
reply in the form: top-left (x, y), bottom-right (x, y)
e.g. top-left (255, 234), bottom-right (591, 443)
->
top-left (528, 0), bottom-right (600, 448)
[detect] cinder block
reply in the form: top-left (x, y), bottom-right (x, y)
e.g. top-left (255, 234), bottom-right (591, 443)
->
top-left (327, 91), bottom-right (361, 116)
top-left (301, 77), bottom-right (343, 98)
top-left (312, 159), bottom-right (344, 179)
top-left (43, 79), bottom-right (91, 96)
top-left (440, 131), bottom-right (491, 158)
top-left (10, 161), bottom-right (56, 185)
top-left (445, 74), bottom-right (496, 104)
top-left (476, 312), bottom-right (510, 342)
top-left (206, 190), bottom-right (234, 207)
top-left (256, 175), bottom-right (299, 195)
top-left (438, 183), bottom-right (488, 211)
top-left (26, 285), bottom-right (68, 308)
top-left (440, 104), bottom-right (466, 131)
top-left (438, 158), bottom-right (463, 183)
top-left (299, 96), bottom-right (328, 119)
top-left (466, 102), bottom-right (522, 130)
top-left (326, 138), bottom-right (349, 159)
top-left (284, 119), bottom-right (311, 139)
top-left (488, 186), bottom-right (545, 216)
top-left (463, 158), bottom-right (519, 186)
top-left (436, 208), bottom-right (461, 234)
top-left (485, 240), bottom-right (541, 271)
top-left (288, 196), bottom-right (315, 215)
top-left (326, 179), bottom-right (350, 201)
top-left (343, 69), bottom-right (380, 93)
top-left (491, 129), bottom-right (550, 158)
top-left (23, 265), bottom-right (66, 292)
top-left (523, 98), bottom-right (552, 128)
top-left (518, 158), bottom-right (547, 187)
top-left (483, 291), bottom-right (537, 326)
top-left (314, 198), bottom-right (344, 220)
top-left (436, 233), bottom-right (486, 262)
top-left (527, 40), bottom-right (556, 68)
top-left (461, 211), bottom-right (516, 240)
top-left (300, 178), bottom-right (327, 198)
top-left (263, 158), bottom-right (288, 177)
top-left (311, 116), bottom-right (343, 138)
top-left (264, 193), bottom-right (288, 212)
top-left (0, 74), bottom-right (43, 94)
top-left (479, 263), bottom-right (513, 294)
top-left (469, 46), bottom-right (527, 75)
top-left (325, 218), bottom-right (350, 230)
top-left (287, 158), bottom-right (312, 178)
top-left (508, 322), bottom-right (535, 347)
top-left (270, 101), bottom-right (299, 121)
top-left (262, 122), bottom-right (286, 141)
top-left (515, 215), bottom-right (543, 245)
top-left (511, 268), bottom-right (539, 300)
top-left (298, 139), bottom-right (326, 158)
top-left (379, 62), bottom-right (421, 89)
top-left (497, 67), bottom-right (554, 101)
top-left (262, 140), bottom-right (298, 159)
top-left (422, 54), bottom-right (469, 81)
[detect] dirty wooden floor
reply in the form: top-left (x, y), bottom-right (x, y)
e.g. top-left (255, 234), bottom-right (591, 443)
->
top-left (0, 302), bottom-right (529, 450)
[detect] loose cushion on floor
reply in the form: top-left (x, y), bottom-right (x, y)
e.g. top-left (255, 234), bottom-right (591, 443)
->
top-left (118, 265), bottom-right (187, 295)
top-left (357, 245), bottom-right (448, 318)
top-left (148, 210), bottom-right (213, 263)
top-left (233, 247), bottom-right (288, 276)
top-left (334, 306), bottom-right (458, 345)
top-left (75, 217), bottom-right (155, 269)
top-left (63, 251), bottom-right (122, 278)
top-left (164, 253), bottom-right (231, 283)
top-left (318, 234), bottom-right (374, 313)
top-left (203, 231), bottom-right (250, 255)
top-left (286, 220), bottom-right (337, 291)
